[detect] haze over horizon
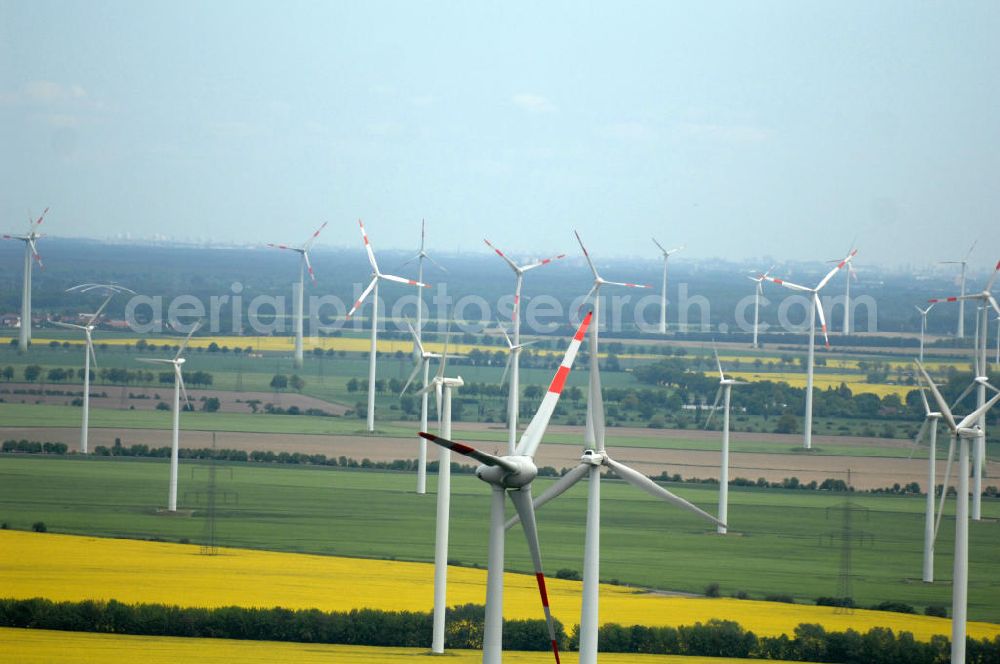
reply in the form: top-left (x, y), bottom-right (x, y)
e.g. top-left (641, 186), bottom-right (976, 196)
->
top-left (2, 1), bottom-right (998, 267)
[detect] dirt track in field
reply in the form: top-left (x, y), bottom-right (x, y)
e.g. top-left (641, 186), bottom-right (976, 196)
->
top-left (0, 383), bottom-right (347, 416)
top-left (4, 424), bottom-right (994, 491)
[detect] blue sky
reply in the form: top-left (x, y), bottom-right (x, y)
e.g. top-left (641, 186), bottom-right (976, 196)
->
top-left (1, 1), bottom-right (998, 267)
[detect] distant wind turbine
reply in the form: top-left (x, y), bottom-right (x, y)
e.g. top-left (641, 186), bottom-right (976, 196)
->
top-left (762, 249), bottom-right (857, 449)
top-left (914, 304), bottom-right (934, 363)
top-left (938, 241), bottom-right (977, 338)
top-left (401, 220), bottom-right (446, 493)
top-left (347, 220), bottom-right (429, 433)
top-left (267, 221), bottom-right (327, 368)
top-left (705, 349), bottom-right (748, 534)
top-left (652, 238), bottom-right (683, 334)
top-left (747, 267), bottom-right (773, 349)
top-left (137, 322), bottom-right (201, 512)
top-left (50, 283), bottom-right (134, 454)
top-left (3, 207), bottom-right (48, 352)
top-left (484, 238), bottom-right (565, 453)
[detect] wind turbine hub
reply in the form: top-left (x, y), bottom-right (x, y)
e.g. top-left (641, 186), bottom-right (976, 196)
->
top-left (581, 449), bottom-right (604, 465)
top-left (475, 455), bottom-right (537, 488)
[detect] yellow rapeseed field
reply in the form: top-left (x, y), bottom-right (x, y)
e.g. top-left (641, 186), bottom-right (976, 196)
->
top-left (0, 627), bottom-right (786, 664)
top-left (701, 370), bottom-right (914, 399)
top-left (2, 531), bottom-right (997, 643)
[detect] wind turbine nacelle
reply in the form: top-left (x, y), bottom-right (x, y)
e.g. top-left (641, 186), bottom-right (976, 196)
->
top-left (581, 449), bottom-right (604, 466)
top-left (475, 455), bottom-right (537, 488)
top-left (176, 357), bottom-right (187, 365)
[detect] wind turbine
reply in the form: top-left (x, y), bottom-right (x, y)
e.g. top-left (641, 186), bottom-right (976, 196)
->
top-left (419, 311), bottom-right (593, 664)
top-left (347, 220), bottom-right (429, 433)
top-left (576, 231), bottom-right (649, 448)
top-left (927, 259), bottom-right (999, 520)
top-left (651, 239), bottom-right (683, 334)
top-left (3, 207), bottom-right (48, 352)
top-left (939, 241), bottom-right (977, 338)
top-left (401, 220), bottom-right (446, 493)
top-left (762, 249), bottom-right (857, 449)
top-left (507, 342), bottom-right (723, 664)
top-left (137, 323), bottom-right (201, 512)
top-left (49, 284), bottom-right (134, 454)
top-left (827, 258), bottom-right (858, 335)
top-left (484, 239), bottom-right (565, 454)
top-left (705, 350), bottom-right (748, 535)
top-left (914, 304), bottom-right (935, 363)
top-left (915, 362), bottom-right (1000, 664)
top-left (497, 319), bottom-right (535, 388)
top-left (401, 318), bottom-right (445, 495)
top-left (267, 221), bottom-right (327, 369)
top-left (747, 267), bottom-right (773, 349)
top-left (412, 325), bottom-right (463, 655)
top-left (907, 389), bottom-right (941, 583)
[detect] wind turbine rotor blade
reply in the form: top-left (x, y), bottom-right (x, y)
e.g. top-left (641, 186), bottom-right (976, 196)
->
top-left (483, 239), bottom-right (520, 273)
top-left (418, 432), bottom-right (519, 473)
top-left (438, 321), bottom-right (451, 377)
top-left (33, 207), bottom-right (50, 227)
top-left (604, 456), bottom-right (725, 529)
top-left (987, 293), bottom-right (1000, 317)
top-left (302, 221), bottom-right (328, 251)
top-left (381, 273), bottom-right (430, 288)
top-left (908, 419), bottom-right (930, 460)
top-left (982, 259), bottom-right (1000, 291)
top-left (602, 279), bottom-right (650, 289)
top-left (919, 388), bottom-right (932, 417)
top-left (425, 253), bottom-right (448, 273)
top-left (174, 321), bottom-right (201, 359)
top-left (515, 311), bottom-right (593, 458)
top-left (915, 362), bottom-right (957, 431)
top-left (764, 276), bottom-right (811, 293)
top-left (303, 251), bottom-right (316, 283)
top-left (667, 245), bottom-right (685, 256)
top-left (950, 381), bottom-right (977, 411)
top-left (49, 320), bottom-right (85, 330)
top-left (574, 230), bottom-right (600, 280)
top-left (347, 277), bottom-right (378, 318)
top-left (580, 283), bottom-right (598, 310)
top-left (176, 367), bottom-right (191, 411)
top-left (964, 240), bottom-right (978, 261)
top-left (507, 487), bottom-right (563, 664)
top-left (28, 239), bottom-right (43, 269)
top-left (814, 293), bottom-right (831, 348)
top-left (500, 354), bottom-right (513, 387)
top-left (357, 220), bottom-right (381, 273)
top-left (816, 249), bottom-right (857, 291)
top-left (266, 243), bottom-right (294, 251)
top-left (521, 253), bottom-right (567, 272)
top-left (86, 293), bottom-right (115, 324)
top-left (505, 462), bottom-right (591, 531)
top-left (713, 348), bottom-right (724, 380)
top-left (704, 386), bottom-right (723, 430)
top-left (136, 358), bottom-right (176, 365)
top-left (651, 237), bottom-right (667, 254)
top-left (934, 436), bottom-right (956, 542)
top-left (956, 390), bottom-right (1000, 430)
top-left (401, 360), bottom-right (422, 395)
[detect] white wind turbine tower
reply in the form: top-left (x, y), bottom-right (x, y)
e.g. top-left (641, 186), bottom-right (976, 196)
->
top-left (507, 346), bottom-right (723, 664)
top-left (347, 220), bottom-right (430, 433)
top-left (137, 323), bottom-right (201, 512)
top-left (762, 249), bottom-right (857, 449)
top-left (939, 241), bottom-right (977, 339)
top-left (907, 389), bottom-right (941, 583)
top-left (576, 231), bottom-right (649, 447)
top-left (401, 220), bottom-right (446, 493)
top-left (747, 267), bottom-right (773, 349)
top-left (50, 284), bottom-right (134, 454)
top-left (411, 325), bottom-right (463, 655)
top-left (916, 362), bottom-right (1000, 664)
top-left (914, 304), bottom-right (934, 363)
top-left (3, 207), bottom-right (48, 352)
top-left (704, 350), bottom-right (748, 535)
top-left (827, 258), bottom-right (858, 335)
top-left (651, 239), bottom-right (683, 334)
top-left (484, 238), bottom-right (565, 453)
top-left (401, 318), bottom-right (445, 495)
top-left (420, 312), bottom-right (593, 664)
top-left (267, 221), bottom-right (327, 369)
top-left (927, 259), bottom-right (999, 520)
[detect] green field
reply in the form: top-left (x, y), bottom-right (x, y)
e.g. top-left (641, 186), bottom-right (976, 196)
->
top-left (0, 402), bottom-right (941, 459)
top-left (1, 455), bottom-right (998, 621)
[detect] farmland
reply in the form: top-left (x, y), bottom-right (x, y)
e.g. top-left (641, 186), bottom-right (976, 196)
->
top-left (1, 456), bottom-right (999, 621)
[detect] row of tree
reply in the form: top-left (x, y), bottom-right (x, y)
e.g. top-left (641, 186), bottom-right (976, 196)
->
top-left (2, 597), bottom-right (997, 662)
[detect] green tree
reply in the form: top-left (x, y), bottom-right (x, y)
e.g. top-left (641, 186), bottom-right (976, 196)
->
top-left (270, 374), bottom-right (288, 391)
top-left (289, 374), bottom-right (305, 393)
top-left (775, 411), bottom-right (799, 434)
top-left (201, 397), bottom-right (220, 412)
top-left (23, 365), bottom-right (42, 382)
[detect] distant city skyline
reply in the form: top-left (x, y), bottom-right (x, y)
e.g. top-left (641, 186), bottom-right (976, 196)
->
top-left (1, 1), bottom-right (998, 267)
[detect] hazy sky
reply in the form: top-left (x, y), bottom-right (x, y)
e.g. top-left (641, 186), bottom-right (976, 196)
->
top-left (1, 1), bottom-right (998, 267)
